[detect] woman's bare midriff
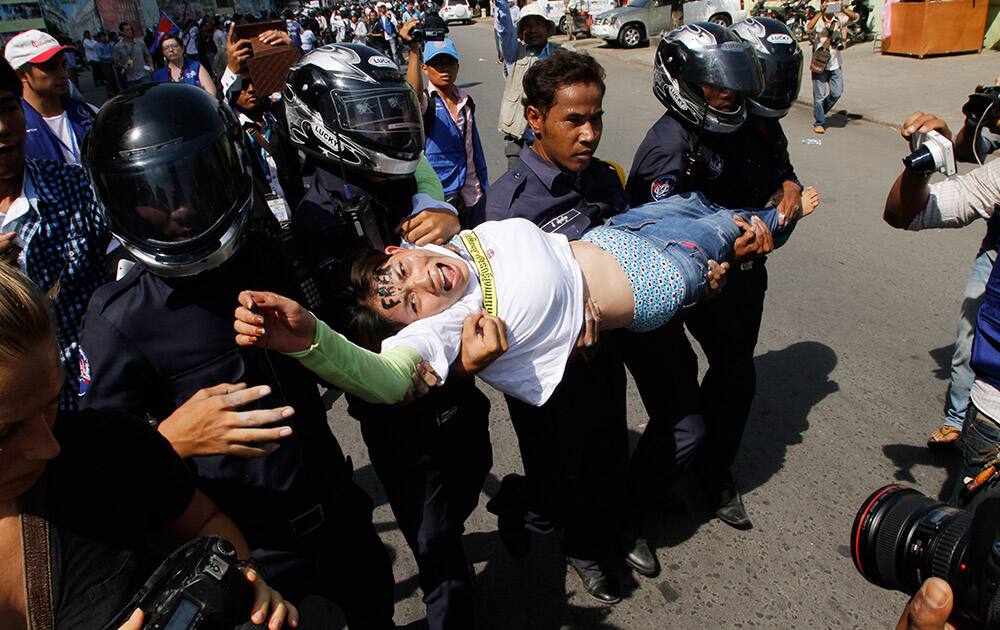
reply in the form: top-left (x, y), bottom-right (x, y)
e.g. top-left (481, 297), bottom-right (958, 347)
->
top-left (569, 240), bottom-right (635, 331)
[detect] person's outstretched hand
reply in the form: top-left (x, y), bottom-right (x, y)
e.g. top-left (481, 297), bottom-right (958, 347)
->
top-left (895, 578), bottom-right (960, 630)
top-left (234, 290), bottom-right (316, 353)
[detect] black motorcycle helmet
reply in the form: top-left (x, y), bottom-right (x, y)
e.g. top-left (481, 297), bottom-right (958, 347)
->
top-left (84, 83), bottom-right (254, 277)
top-left (731, 17), bottom-right (803, 118)
top-left (284, 44), bottom-right (424, 178)
top-left (653, 22), bottom-right (764, 133)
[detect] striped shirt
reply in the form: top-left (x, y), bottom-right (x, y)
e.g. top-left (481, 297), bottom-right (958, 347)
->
top-left (907, 158), bottom-right (1000, 232)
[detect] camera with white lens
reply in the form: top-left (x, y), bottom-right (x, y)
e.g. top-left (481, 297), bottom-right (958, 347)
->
top-left (903, 129), bottom-right (957, 176)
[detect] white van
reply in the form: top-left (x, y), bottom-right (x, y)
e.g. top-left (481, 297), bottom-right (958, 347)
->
top-left (682, 0), bottom-right (749, 26)
top-left (593, 0), bottom-right (747, 48)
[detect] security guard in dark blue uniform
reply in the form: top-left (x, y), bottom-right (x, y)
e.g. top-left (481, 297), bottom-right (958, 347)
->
top-left (78, 84), bottom-right (396, 628)
top-left (695, 17), bottom-right (804, 528)
top-left (485, 145), bottom-right (626, 236)
top-left (482, 51), bottom-right (629, 604)
top-left (628, 21), bottom-right (803, 533)
top-left (283, 46), bottom-right (493, 630)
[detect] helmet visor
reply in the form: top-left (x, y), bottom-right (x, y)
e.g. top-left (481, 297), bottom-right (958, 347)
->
top-left (682, 42), bottom-right (764, 95)
top-left (325, 87), bottom-right (424, 154)
top-left (92, 135), bottom-right (249, 253)
top-left (758, 54), bottom-right (802, 110)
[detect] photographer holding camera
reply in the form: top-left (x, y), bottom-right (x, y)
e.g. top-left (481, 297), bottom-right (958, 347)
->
top-left (884, 98), bottom-right (1000, 512)
top-left (892, 99), bottom-right (1000, 452)
top-left (0, 262), bottom-right (296, 629)
top-left (806, 0), bottom-right (858, 134)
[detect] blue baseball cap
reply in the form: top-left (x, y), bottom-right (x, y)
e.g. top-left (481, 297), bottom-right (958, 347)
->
top-left (423, 38), bottom-right (460, 64)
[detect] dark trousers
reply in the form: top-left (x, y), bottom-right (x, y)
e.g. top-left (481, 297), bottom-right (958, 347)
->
top-left (503, 336), bottom-right (629, 563)
top-left (624, 319), bottom-right (706, 510)
top-left (259, 480), bottom-right (396, 630)
top-left (686, 262), bottom-right (768, 496)
top-left (91, 61), bottom-right (104, 85)
top-left (950, 405), bottom-right (1000, 511)
top-left (352, 379), bottom-right (493, 630)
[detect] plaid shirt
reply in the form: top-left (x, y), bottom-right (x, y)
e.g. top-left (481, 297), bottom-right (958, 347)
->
top-left (14, 158), bottom-right (110, 410)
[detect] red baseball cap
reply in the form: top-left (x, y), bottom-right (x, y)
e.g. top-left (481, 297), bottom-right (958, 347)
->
top-left (4, 30), bottom-right (74, 70)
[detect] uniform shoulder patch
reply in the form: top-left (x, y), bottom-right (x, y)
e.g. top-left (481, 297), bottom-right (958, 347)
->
top-left (78, 348), bottom-right (91, 397)
top-left (650, 176), bottom-right (676, 201)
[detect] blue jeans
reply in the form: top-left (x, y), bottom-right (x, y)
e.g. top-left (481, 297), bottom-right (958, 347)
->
top-left (604, 192), bottom-right (787, 305)
top-left (949, 404), bottom-right (1000, 509)
top-left (943, 247), bottom-right (996, 429)
top-left (812, 68), bottom-right (844, 126)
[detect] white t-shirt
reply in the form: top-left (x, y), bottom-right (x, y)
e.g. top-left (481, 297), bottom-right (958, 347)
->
top-left (82, 38), bottom-right (99, 62)
top-left (213, 28), bottom-right (226, 52)
top-left (42, 112), bottom-right (80, 164)
top-left (812, 14), bottom-right (845, 71)
top-left (186, 26), bottom-right (199, 56)
top-left (381, 218), bottom-right (584, 406)
top-left (301, 29), bottom-right (317, 51)
top-left (352, 20), bottom-right (368, 43)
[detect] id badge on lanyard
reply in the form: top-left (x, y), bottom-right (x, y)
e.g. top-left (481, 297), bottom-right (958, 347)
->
top-left (265, 192), bottom-right (292, 223)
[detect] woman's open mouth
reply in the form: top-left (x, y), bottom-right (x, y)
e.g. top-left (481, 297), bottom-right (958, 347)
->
top-left (438, 262), bottom-right (457, 292)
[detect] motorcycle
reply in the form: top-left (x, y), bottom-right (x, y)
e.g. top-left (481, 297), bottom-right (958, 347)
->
top-left (751, 0), bottom-right (810, 41)
top-left (846, 0), bottom-right (871, 44)
top-left (782, 0), bottom-right (811, 41)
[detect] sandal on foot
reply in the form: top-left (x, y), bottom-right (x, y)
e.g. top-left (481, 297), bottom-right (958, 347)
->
top-left (927, 425), bottom-right (961, 448)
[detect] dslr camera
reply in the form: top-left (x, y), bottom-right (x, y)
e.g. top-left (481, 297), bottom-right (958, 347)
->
top-left (104, 537), bottom-right (260, 630)
top-left (852, 485), bottom-right (1000, 628)
top-left (903, 129), bottom-right (957, 177)
top-left (409, 24), bottom-right (447, 42)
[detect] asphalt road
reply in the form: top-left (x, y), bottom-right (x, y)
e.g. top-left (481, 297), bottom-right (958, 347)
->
top-left (325, 21), bottom-right (984, 629)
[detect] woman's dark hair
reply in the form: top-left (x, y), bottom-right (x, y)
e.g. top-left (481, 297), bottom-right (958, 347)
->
top-left (521, 50), bottom-right (606, 116)
top-left (0, 58), bottom-right (22, 98)
top-left (343, 248), bottom-right (406, 350)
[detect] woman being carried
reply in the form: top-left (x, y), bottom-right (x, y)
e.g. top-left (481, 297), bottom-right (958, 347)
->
top-left (234, 189), bottom-right (820, 407)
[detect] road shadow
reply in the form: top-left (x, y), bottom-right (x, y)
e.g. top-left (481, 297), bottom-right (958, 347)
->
top-left (881, 444), bottom-right (962, 500)
top-left (823, 111), bottom-right (850, 129)
top-left (738, 341), bottom-right (839, 495)
top-left (468, 525), bottom-right (623, 630)
top-left (457, 81), bottom-right (483, 89)
top-left (928, 343), bottom-right (953, 381)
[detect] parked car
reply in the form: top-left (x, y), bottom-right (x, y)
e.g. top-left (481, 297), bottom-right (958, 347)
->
top-left (681, 0), bottom-right (749, 26)
top-left (440, 0), bottom-right (474, 23)
top-left (591, 0), bottom-right (673, 48)
top-left (531, 0), bottom-right (619, 34)
top-left (591, 0), bottom-right (748, 48)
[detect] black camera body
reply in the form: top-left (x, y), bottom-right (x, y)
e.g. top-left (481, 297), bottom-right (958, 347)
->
top-left (965, 86), bottom-right (1000, 130)
top-left (409, 24), bottom-right (448, 42)
top-left (104, 537), bottom-right (258, 630)
top-left (852, 485), bottom-right (1000, 628)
